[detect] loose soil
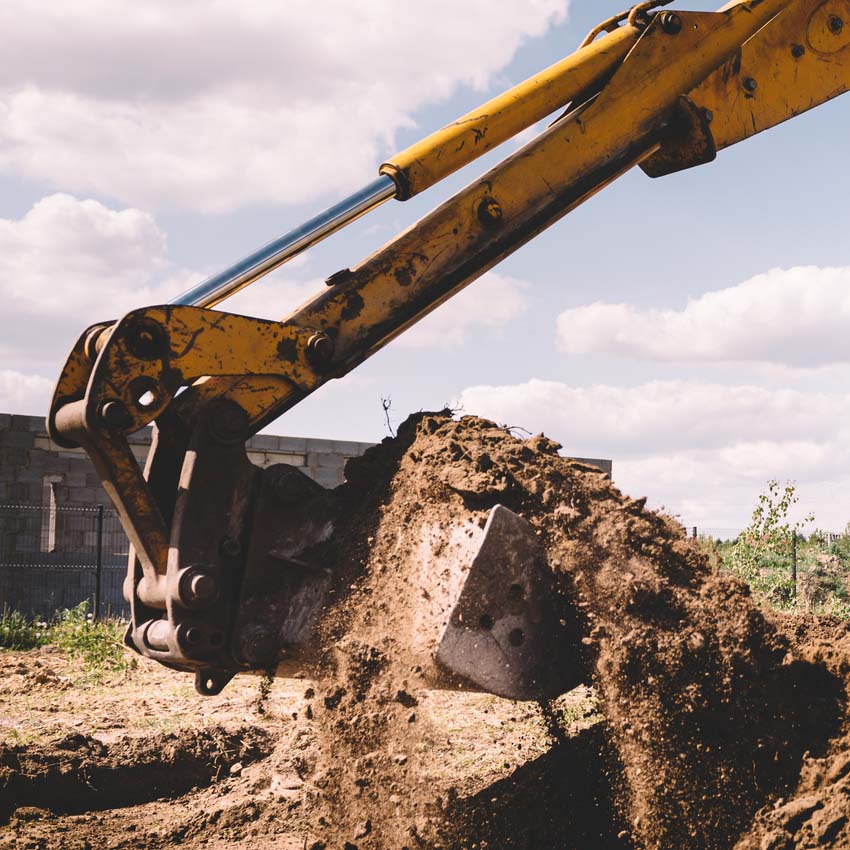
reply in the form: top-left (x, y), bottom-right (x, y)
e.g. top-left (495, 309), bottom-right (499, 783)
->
top-left (2, 412), bottom-right (849, 849)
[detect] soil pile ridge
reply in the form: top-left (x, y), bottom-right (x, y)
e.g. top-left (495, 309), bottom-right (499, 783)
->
top-left (291, 412), bottom-right (848, 849)
top-left (0, 724), bottom-right (273, 823)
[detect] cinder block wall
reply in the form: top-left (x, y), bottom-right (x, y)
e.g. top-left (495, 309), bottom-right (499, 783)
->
top-left (0, 413), bottom-right (612, 617)
top-left (0, 413), bottom-right (374, 508)
top-left (0, 413), bottom-right (612, 507)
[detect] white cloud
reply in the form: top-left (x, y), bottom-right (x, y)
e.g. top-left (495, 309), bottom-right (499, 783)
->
top-left (0, 371), bottom-right (54, 417)
top-left (459, 379), bottom-right (850, 455)
top-left (0, 194), bottom-right (189, 376)
top-left (556, 266), bottom-right (850, 368)
top-left (458, 378), bottom-right (850, 529)
top-left (397, 272), bottom-right (529, 349)
top-left (0, 0), bottom-right (568, 213)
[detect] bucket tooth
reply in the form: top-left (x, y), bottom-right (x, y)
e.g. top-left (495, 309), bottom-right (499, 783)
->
top-left (435, 504), bottom-right (578, 700)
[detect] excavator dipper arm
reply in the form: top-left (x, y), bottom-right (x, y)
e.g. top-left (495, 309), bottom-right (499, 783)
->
top-left (48, 0), bottom-right (850, 695)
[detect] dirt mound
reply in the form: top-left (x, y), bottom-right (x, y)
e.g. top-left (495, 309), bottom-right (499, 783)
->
top-left (733, 622), bottom-right (850, 849)
top-left (285, 412), bottom-right (848, 849)
top-left (0, 724), bottom-right (273, 823)
top-left (0, 648), bottom-right (72, 695)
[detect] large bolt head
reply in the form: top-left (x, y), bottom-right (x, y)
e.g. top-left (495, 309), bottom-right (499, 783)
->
top-left (125, 319), bottom-right (166, 361)
top-left (99, 400), bottom-right (133, 429)
top-left (658, 11), bottom-right (682, 34)
top-left (477, 197), bottom-right (503, 227)
top-left (188, 572), bottom-right (218, 602)
top-left (208, 401), bottom-right (249, 444)
top-left (238, 626), bottom-right (277, 667)
top-left (307, 332), bottom-right (334, 369)
top-left (179, 567), bottom-right (219, 607)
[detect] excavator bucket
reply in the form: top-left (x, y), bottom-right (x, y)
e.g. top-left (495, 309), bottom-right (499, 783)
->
top-left (218, 456), bottom-right (578, 699)
top-left (433, 505), bottom-right (572, 700)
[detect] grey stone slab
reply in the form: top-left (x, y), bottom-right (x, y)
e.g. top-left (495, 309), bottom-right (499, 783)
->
top-left (315, 453), bottom-right (344, 469)
top-left (46, 457), bottom-right (72, 475)
top-left (332, 440), bottom-right (373, 456)
top-left (126, 427), bottom-right (154, 445)
top-left (64, 471), bottom-right (89, 488)
top-left (312, 467), bottom-right (343, 488)
top-left (0, 446), bottom-right (30, 467)
top-left (0, 431), bottom-right (35, 448)
top-left (8, 482), bottom-right (30, 501)
top-left (13, 467), bottom-right (45, 484)
top-left (27, 416), bottom-right (47, 433)
top-left (304, 438), bottom-right (337, 454)
top-left (247, 434), bottom-right (279, 450)
top-left (275, 436), bottom-right (308, 453)
top-left (249, 451), bottom-right (306, 469)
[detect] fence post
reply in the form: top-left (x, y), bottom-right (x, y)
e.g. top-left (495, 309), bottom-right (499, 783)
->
top-left (94, 504), bottom-right (104, 621)
top-left (692, 526), bottom-right (697, 539)
top-left (791, 530), bottom-right (797, 598)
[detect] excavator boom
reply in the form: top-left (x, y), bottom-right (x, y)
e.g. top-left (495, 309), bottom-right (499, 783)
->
top-left (48, 0), bottom-right (850, 694)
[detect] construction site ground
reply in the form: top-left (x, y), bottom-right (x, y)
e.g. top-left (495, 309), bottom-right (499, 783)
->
top-left (0, 646), bottom-right (599, 849)
top-left (2, 413), bottom-right (850, 850)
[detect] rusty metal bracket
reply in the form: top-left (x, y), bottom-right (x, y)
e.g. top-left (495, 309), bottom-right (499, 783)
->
top-left (640, 95), bottom-right (718, 177)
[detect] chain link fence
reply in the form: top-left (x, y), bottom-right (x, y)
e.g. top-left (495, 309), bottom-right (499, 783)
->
top-left (0, 503), bottom-right (130, 619)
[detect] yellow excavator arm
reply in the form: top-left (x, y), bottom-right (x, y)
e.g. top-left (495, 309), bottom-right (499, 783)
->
top-left (48, 0), bottom-right (850, 694)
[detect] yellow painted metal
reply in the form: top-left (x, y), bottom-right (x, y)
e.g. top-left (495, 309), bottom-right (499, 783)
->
top-left (54, 0), bottom-right (799, 450)
top-left (48, 306), bottom-right (326, 586)
top-left (189, 3), bottom-right (791, 429)
top-left (685, 0), bottom-right (850, 150)
top-left (379, 23), bottom-right (641, 199)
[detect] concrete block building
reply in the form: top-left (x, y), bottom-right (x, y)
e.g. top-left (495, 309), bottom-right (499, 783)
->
top-left (0, 414), bottom-right (373, 616)
top-left (0, 413), bottom-right (373, 508)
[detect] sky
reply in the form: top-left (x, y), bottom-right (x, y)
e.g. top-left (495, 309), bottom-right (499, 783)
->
top-left (1, 0), bottom-right (849, 532)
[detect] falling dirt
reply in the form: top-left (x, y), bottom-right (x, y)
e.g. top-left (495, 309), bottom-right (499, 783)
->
top-left (2, 411), bottom-right (850, 849)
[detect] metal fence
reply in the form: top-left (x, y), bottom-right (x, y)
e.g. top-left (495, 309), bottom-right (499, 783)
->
top-left (0, 503), bottom-right (130, 619)
top-left (686, 526), bottom-right (845, 543)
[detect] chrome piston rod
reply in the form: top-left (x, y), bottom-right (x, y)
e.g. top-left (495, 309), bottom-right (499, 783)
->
top-left (171, 174), bottom-right (397, 308)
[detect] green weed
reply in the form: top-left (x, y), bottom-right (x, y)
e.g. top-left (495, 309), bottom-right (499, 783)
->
top-left (707, 482), bottom-right (850, 621)
top-left (50, 602), bottom-right (133, 677)
top-left (0, 608), bottom-right (49, 650)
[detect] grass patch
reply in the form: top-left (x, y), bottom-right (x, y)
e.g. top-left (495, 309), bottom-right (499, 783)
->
top-left (0, 608), bottom-right (50, 650)
top-left (1, 602), bottom-right (135, 681)
top-left (697, 481), bottom-right (850, 621)
top-left (51, 602), bottom-right (134, 678)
